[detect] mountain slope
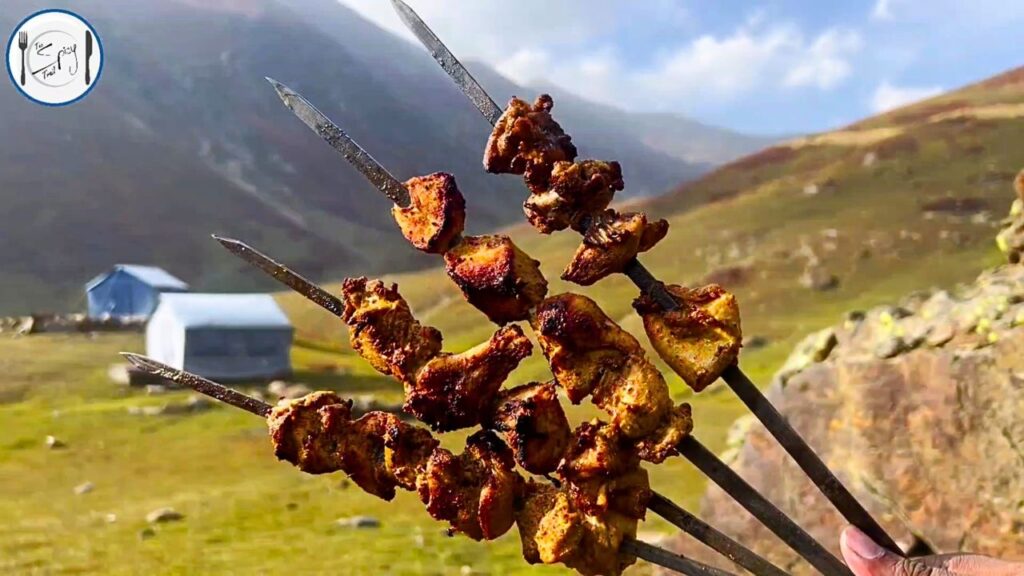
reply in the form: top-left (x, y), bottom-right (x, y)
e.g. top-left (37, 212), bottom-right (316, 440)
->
top-left (0, 0), bottom-right (766, 314)
top-left (281, 67), bottom-right (1024, 394)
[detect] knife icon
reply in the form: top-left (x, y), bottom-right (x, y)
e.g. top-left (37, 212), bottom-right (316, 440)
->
top-left (84, 30), bottom-right (92, 85)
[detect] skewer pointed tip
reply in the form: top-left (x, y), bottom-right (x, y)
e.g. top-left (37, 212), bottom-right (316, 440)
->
top-left (121, 351), bottom-right (158, 372)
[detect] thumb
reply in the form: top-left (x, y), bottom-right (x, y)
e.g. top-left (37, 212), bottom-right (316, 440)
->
top-left (840, 526), bottom-right (1023, 576)
top-left (840, 526), bottom-right (946, 576)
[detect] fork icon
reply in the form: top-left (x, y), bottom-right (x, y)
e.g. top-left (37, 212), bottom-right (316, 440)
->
top-left (18, 30), bottom-right (27, 86)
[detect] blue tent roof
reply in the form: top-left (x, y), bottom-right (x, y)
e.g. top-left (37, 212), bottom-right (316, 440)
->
top-left (156, 293), bottom-right (292, 329)
top-left (86, 265), bottom-right (189, 291)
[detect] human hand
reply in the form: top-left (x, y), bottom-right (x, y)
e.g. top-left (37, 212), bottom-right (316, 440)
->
top-left (840, 526), bottom-right (1024, 576)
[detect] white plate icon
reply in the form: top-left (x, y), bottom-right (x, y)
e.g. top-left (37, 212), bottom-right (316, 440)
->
top-left (7, 9), bottom-right (102, 106)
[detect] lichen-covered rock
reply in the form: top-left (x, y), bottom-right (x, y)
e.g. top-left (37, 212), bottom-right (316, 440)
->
top-left (663, 263), bottom-right (1024, 574)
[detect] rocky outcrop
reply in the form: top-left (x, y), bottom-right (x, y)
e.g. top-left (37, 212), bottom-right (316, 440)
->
top-left (666, 263), bottom-right (1024, 574)
top-left (996, 169), bottom-right (1024, 263)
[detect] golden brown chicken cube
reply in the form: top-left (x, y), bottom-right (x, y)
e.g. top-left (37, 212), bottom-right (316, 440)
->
top-left (406, 324), bottom-right (533, 431)
top-left (484, 95), bottom-right (577, 188)
top-left (517, 479), bottom-right (639, 576)
top-left (518, 481), bottom-right (585, 565)
top-left (531, 293), bottom-right (641, 402)
top-left (523, 160), bottom-right (624, 234)
top-left (487, 381), bottom-right (571, 475)
top-left (635, 403), bottom-right (694, 464)
top-left (341, 277), bottom-right (442, 382)
top-left (558, 420), bottom-right (639, 481)
top-left (444, 235), bottom-right (548, 324)
top-left (634, 283), bottom-right (742, 392)
top-left (268, 392), bottom-right (439, 501)
top-left (562, 209), bottom-right (669, 286)
top-left (392, 172), bottom-right (466, 254)
top-left (417, 431), bottom-right (522, 541)
top-left (532, 293), bottom-right (672, 439)
top-left (267, 391), bottom-right (347, 475)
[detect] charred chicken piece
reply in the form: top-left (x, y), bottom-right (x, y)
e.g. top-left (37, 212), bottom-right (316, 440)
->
top-left (407, 324), bottom-right (533, 431)
top-left (417, 431), bottom-right (522, 540)
top-left (484, 95), bottom-right (577, 188)
top-left (532, 293), bottom-right (672, 439)
top-left (268, 392), bottom-right (439, 501)
top-left (558, 419), bottom-right (639, 481)
top-left (635, 403), bottom-right (694, 464)
top-left (567, 467), bottom-right (651, 521)
top-left (392, 172), bottom-right (466, 254)
top-left (341, 278), bottom-right (442, 382)
top-left (634, 283), bottom-right (742, 392)
top-left (487, 381), bottom-right (571, 475)
top-left (523, 160), bottom-right (624, 234)
top-left (562, 210), bottom-right (669, 286)
top-left (516, 480), bottom-right (639, 576)
top-left (444, 235), bottom-right (548, 324)
top-left (267, 391), bottom-right (347, 475)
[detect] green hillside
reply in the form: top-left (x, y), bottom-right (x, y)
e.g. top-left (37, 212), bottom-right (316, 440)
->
top-left (280, 67), bottom-right (1024, 394)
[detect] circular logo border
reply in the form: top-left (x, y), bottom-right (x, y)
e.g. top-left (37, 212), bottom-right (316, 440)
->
top-left (6, 8), bottom-right (104, 107)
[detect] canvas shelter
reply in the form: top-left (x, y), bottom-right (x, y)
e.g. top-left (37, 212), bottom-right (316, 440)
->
top-left (145, 293), bottom-right (293, 381)
top-left (86, 265), bottom-right (189, 319)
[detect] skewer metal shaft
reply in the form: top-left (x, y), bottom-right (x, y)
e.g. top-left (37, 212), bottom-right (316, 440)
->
top-left (679, 436), bottom-right (851, 576)
top-left (720, 365), bottom-right (902, 555)
top-left (213, 235), bottom-right (345, 319)
top-left (122, 353), bottom-right (272, 417)
top-left (648, 492), bottom-right (788, 576)
top-left (622, 538), bottom-right (737, 576)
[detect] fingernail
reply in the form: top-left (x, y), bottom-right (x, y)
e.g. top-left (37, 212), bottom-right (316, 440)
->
top-left (843, 526), bottom-right (886, 560)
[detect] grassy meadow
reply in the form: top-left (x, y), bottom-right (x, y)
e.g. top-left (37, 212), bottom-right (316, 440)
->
top-left (3, 69), bottom-right (1024, 574)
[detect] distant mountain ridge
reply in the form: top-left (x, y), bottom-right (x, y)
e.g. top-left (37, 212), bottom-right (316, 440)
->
top-left (0, 0), bottom-right (768, 314)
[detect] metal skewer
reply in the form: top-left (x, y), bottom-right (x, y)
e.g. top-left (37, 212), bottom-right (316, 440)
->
top-left (122, 353), bottom-right (724, 576)
top-left (387, 0), bottom-right (903, 557)
top-left (215, 234), bottom-right (793, 576)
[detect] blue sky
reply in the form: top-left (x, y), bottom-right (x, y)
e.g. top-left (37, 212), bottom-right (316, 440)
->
top-left (337, 0), bottom-right (1024, 136)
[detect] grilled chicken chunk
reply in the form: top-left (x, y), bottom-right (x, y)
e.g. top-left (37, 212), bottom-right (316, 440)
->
top-left (341, 278), bottom-right (442, 382)
top-left (558, 420), bottom-right (639, 481)
top-left (444, 235), bottom-right (548, 324)
top-left (523, 160), bottom-right (624, 234)
top-left (484, 95), bottom-right (577, 188)
top-left (516, 479), bottom-right (639, 576)
top-left (634, 283), bottom-right (742, 392)
top-left (635, 403), bottom-right (694, 464)
top-left (562, 210), bottom-right (669, 286)
top-left (417, 431), bottom-right (522, 541)
top-left (392, 172), bottom-right (466, 254)
top-left (407, 325), bottom-right (533, 431)
top-left (532, 293), bottom-right (672, 439)
top-left (487, 381), bottom-right (571, 475)
top-left (268, 392), bottom-right (439, 501)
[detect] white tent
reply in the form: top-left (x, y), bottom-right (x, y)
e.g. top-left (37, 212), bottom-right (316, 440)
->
top-left (146, 293), bottom-right (293, 381)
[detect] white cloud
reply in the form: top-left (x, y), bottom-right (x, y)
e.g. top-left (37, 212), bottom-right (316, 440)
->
top-left (871, 0), bottom-right (893, 20)
top-left (870, 81), bottom-right (943, 112)
top-left (335, 0), bottom-right (861, 115)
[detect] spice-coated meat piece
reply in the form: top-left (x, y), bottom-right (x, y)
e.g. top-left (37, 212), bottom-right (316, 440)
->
top-left (635, 403), bottom-right (694, 464)
top-left (487, 381), bottom-right (572, 475)
top-left (417, 430), bottom-right (522, 541)
top-left (516, 480), bottom-right (639, 576)
top-left (444, 235), bottom-right (548, 324)
top-left (523, 160), bottom-right (624, 234)
top-left (531, 293), bottom-right (672, 439)
top-left (634, 283), bottom-right (742, 392)
top-left (392, 172), bottom-right (466, 254)
top-left (562, 210), bottom-right (669, 286)
top-left (406, 324), bottom-right (533, 431)
top-left (484, 95), bottom-right (577, 188)
top-left (341, 278), bottom-right (442, 383)
top-left (267, 392), bottom-right (439, 501)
